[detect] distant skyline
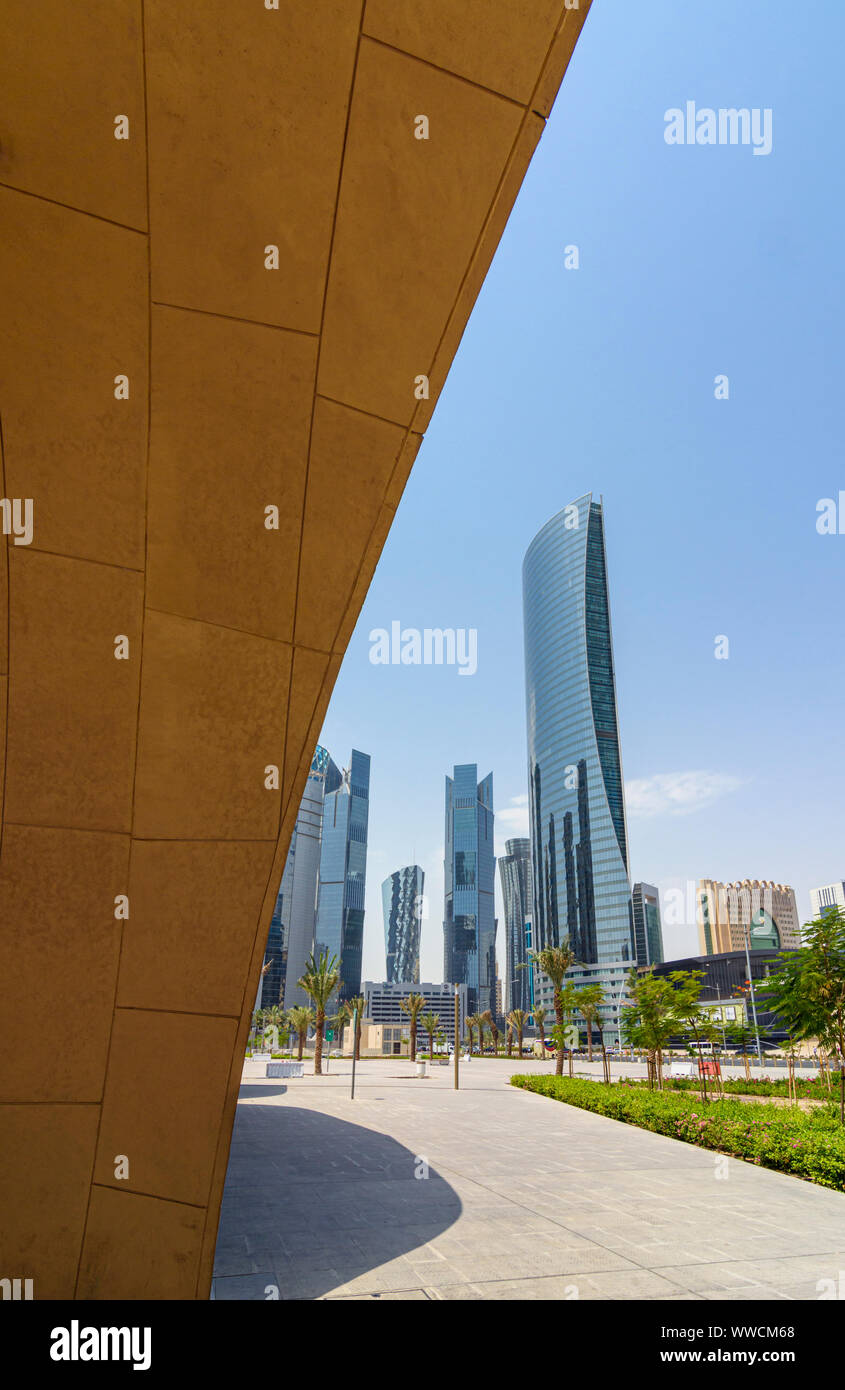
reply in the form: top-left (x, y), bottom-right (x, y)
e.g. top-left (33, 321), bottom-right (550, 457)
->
top-left (319, 0), bottom-right (845, 985)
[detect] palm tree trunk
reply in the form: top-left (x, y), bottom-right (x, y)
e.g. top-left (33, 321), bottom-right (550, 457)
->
top-left (554, 992), bottom-right (564, 1077)
top-left (297, 1031), bottom-right (305, 1061)
top-left (410, 1021), bottom-right (417, 1063)
top-left (314, 1009), bottom-right (324, 1075)
top-left (587, 1021), bottom-right (593, 1063)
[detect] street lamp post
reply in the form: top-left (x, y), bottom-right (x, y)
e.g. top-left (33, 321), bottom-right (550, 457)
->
top-left (454, 987), bottom-right (459, 1091)
top-left (742, 924), bottom-right (764, 1066)
top-left (350, 1006), bottom-right (358, 1100)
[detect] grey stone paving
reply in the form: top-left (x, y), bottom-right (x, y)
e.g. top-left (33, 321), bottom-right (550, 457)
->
top-left (211, 1058), bottom-right (845, 1301)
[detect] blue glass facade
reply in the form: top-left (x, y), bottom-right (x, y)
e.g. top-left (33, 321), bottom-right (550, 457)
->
top-left (381, 864), bottom-right (424, 983)
top-left (265, 744), bottom-right (341, 1010)
top-left (632, 881), bottom-right (664, 968)
top-left (315, 748), bottom-right (370, 1000)
top-left (523, 495), bottom-right (633, 1035)
top-left (498, 838), bottom-right (533, 1014)
top-left (443, 764), bottom-right (495, 1016)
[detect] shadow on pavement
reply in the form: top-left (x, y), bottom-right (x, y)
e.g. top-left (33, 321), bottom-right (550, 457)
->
top-left (213, 1101), bottom-right (462, 1301)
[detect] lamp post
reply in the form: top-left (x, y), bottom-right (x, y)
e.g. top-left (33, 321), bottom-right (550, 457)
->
top-left (350, 1006), bottom-right (358, 1100)
top-left (741, 924), bottom-right (764, 1066)
top-left (454, 987), bottom-right (459, 1091)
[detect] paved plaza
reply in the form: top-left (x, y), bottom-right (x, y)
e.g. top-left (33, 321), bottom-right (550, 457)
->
top-left (212, 1058), bottom-right (845, 1301)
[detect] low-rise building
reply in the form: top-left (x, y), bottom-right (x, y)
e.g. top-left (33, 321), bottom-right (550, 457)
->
top-left (362, 981), bottom-right (467, 1048)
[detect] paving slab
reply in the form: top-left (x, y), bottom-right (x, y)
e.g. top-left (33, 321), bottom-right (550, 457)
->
top-left (212, 1058), bottom-right (845, 1301)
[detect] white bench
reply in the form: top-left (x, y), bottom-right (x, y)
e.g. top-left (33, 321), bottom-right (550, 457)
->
top-left (266, 1061), bottom-right (304, 1078)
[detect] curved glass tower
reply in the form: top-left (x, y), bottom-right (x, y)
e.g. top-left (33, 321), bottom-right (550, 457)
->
top-left (382, 864), bottom-right (424, 983)
top-left (523, 495), bottom-right (633, 1038)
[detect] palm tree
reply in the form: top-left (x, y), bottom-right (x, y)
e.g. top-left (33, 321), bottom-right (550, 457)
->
top-left (288, 1005), bottom-right (314, 1061)
top-left (297, 949), bottom-right (340, 1075)
top-left (559, 981), bottom-right (581, 1077)
top-left (509, 1008), bottom-right (528, 1057)
top-left (476, 1015), bottom-right (488, 1054)
top-left (345, 995), bottom-right (366, 1060)
top-left (529, 944), bottom-right (577, 1076)
top-left (400, 991), bottom-right (426, 1063)
top-left (533, 1005), bottom-right (547, 1052)
top-left (465, 1014), bottom-right (476, 1053)
top-left (263, 1004), bottom-right (286, 1054)
top-left (576, 984), bottom-right (603, 1063)
top-left (333, 1001), bottom-right (352, 1055)
top-left (482, 1010), bottom-right (500, 1056)
top-left (250, 1007), bottom-right (266, 1051)
top-left (506, 1020), bottom-right (514, 1057)
top-left (420, 1010), bottom-right (440, 1060)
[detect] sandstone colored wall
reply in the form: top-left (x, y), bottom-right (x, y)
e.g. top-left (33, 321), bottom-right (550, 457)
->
top-left (0, 0), bottom-right (591, 1299)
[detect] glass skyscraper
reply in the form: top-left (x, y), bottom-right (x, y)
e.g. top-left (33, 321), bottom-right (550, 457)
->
top-left (523, 494), bottom-right (633, 1039)
top-left (632, 881), bottom-right (664, 968)
top-left (442, 764), bottom-right (496, 1016)
top-left (381, 864), bottom-right (424, 983)
top-left (315, 748), bottom-right (371, 1001)
top-left (498, 838), bottom-right (534, 1014)
top-left (261, 744), bottom-right (342, 1011)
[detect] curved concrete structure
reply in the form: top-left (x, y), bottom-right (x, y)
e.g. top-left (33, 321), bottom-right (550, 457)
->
top-left (0, 0), bottom-right (592, 1298)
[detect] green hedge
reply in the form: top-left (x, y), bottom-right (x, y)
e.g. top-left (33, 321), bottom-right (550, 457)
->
top-left (621, 1074), bottom-right (841, 1100)
top-left (510, 1075), bottom-right (845, 1192)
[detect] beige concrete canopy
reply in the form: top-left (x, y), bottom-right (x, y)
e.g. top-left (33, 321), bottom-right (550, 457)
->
top-left (0, 0), bottom-right (592, 1298)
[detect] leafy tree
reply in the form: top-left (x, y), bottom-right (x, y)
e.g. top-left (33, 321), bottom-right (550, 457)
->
top-left (288, 1005), bottom-right (314, 1060)
top-left (420, 1010), bottom-right (440, 1059)
top-left (297, 949), bottom-right (340, 1075)
top-left (528, 944), bottom-right (577, 1076)
top-left (760, 909), bottom-right (845, 1123)
top-left (508, 1008), bottom-right (529, 1056)
top-left (621, 969), bottom-right (682, 1090)
top-left (575, 984), bottom-right (604, 1063)
top-left (400, 992), bottom-right (426, 1063)
top-left (668, 969), bottom-right (716, 1103)
top-left (724, 1018), bottom-right (756, 1082)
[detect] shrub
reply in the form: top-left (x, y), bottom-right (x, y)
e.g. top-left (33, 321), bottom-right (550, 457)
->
top-left (510, 1075), bottom-right (845, 1191)
top-left (623, 1074), bottom-right (841, 1100)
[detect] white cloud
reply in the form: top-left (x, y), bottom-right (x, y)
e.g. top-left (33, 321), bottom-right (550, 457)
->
top-left (496, 795), bottom-right (530, 853)
top-left (626, 770), bottom-right (744, 819)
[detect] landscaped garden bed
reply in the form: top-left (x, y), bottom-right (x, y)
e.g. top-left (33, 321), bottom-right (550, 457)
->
top-left (510, 1074), bottom-right (845, 1191)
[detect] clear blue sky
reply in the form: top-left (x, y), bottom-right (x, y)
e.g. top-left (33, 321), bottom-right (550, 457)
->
top-left (320, 0), bottom-right (845, 982)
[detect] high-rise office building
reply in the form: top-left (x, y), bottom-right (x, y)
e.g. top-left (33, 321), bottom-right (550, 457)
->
top-left (443, 764), bottom-right (496, 1016)
top-left (698, 879), bottom-right (801, 955)
top-left (381, 864), bottom-right (424, 983)
top-left (498, 837), bottom-right (534, 1014)
top-left (267, 745), bottom-right (342, 1010)
top-left (632, 882), bottom-right (664, 968)
top-left (523, 495), bottom-right (633, 1040)
top-left (315, 749), bottom-right (371, 1000)
top-left (810, 881), bottom-right (845, 919)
